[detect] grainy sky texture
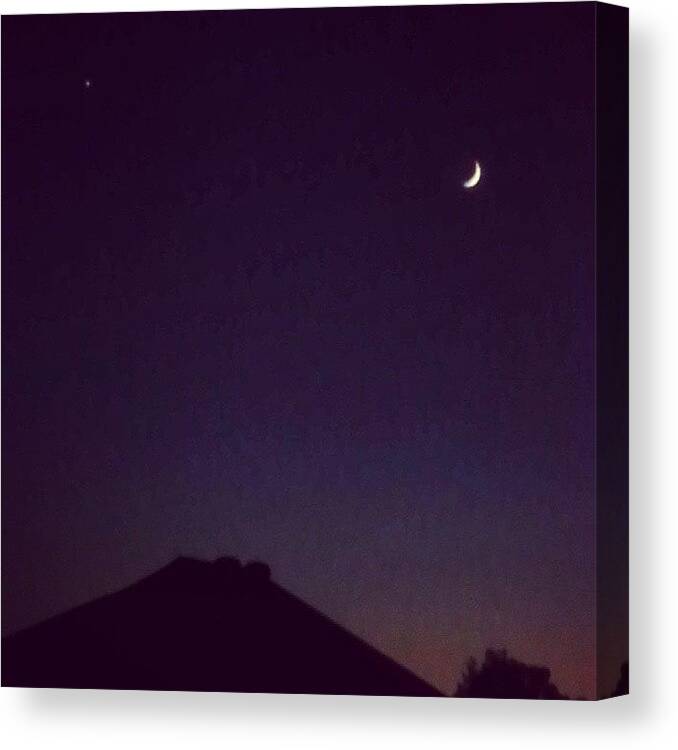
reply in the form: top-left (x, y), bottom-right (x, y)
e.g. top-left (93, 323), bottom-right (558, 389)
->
top-left (3, 3), bottom-right (603, 697)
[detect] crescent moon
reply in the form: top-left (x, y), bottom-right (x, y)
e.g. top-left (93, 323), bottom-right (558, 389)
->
top-left (463, 161), bottom-right (481, 188)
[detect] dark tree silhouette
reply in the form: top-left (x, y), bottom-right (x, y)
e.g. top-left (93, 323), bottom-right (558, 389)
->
top-left (610, 661), bottom-right (629, 697)
top-left (454, 648), bottom-right (567, 699)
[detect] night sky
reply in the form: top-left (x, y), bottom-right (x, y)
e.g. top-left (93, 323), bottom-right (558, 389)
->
top-left (3, 4), bottom-right (601, 697)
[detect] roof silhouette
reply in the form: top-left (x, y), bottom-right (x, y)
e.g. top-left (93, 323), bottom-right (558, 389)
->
top-left (2, 556), bottom-right (443, 696)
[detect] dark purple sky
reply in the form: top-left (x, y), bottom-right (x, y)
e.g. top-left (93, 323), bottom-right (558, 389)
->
top-left (3, 3), bottom-right (599, 697)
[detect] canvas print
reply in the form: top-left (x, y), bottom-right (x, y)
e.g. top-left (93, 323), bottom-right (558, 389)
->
top-left (1, 2), bottom-right (629, 699)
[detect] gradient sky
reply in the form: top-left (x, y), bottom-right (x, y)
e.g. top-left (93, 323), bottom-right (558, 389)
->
top-left (3, 3), bottom-right (602, 697)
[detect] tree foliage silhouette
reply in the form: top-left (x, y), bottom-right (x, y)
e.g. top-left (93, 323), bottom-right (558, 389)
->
top-left (610, 661), bottom-right (629, 697)
top-left (454, 648), bottom-right (567, 699)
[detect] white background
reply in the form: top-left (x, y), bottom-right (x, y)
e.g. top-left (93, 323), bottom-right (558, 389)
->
top-left (1, 0), bottom-right (676, 747)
